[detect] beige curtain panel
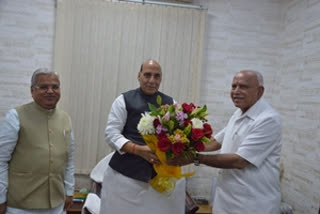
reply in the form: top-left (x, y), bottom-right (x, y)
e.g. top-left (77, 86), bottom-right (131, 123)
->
top-left (54, 0), bottom-right (206, 174)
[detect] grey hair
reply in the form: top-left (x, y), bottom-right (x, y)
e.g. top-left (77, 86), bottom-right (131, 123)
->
top-left (255, 71), bottom-right (264, 86)
top-left (31, 68), bottom-right (59, 87)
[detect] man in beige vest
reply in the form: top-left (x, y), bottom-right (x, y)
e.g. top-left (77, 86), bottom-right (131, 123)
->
top-left (0, 68), bottom-right (75, 214)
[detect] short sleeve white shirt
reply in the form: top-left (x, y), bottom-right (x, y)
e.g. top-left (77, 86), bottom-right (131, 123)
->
top-left (213, 98), bottom-right (282, 214)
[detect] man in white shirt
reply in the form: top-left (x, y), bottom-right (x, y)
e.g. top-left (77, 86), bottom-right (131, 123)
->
top-left (0, 68), bottom-right (75, 214)
top-left (168, 70), bottom-right (282, 214)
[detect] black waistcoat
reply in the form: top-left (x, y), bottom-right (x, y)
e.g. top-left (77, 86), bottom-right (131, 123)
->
top-left (109, 88), bottom-right (173, 182)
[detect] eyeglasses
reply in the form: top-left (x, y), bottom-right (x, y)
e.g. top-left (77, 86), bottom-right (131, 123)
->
top-left (33, 84), bottom-right (60, 92)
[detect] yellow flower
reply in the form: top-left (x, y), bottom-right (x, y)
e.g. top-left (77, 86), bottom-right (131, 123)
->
top-left (168, 129), bottom-right (190, 145)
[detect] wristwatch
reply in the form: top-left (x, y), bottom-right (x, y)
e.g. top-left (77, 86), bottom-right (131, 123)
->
top-left (194, 153), bottom-right (200, 166)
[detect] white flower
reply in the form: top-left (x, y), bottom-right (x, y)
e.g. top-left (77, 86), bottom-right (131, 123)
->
top-left (191, 118), bottom-right (203, 129)
top-left (137, 112), bottom-right (156, 135)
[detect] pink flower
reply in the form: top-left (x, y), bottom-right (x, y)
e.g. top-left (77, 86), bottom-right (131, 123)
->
top-left (177, 111), bottom-right (187, 125)
top-left (156, 125), bottom-right (168, 135)
top-left (162, 112), bottom-right (170, 121)
top-left (174, 133), bottom-right (181, 142)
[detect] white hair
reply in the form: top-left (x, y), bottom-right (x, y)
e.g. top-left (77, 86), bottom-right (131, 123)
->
top-left (31, 68), bottom-right (59, 87)
top-left (255, 71), bottom-right (264, 86)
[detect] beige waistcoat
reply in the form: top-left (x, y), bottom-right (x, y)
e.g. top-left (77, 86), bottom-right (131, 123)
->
top-left (7, 102), bottom-right (72, 209)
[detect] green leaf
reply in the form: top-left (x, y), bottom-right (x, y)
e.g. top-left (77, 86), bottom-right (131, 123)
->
top-left (168, 120), bottom-right (175, 132)
top-left (156, 95), bottom-right (162, 106)
top-left (148, 103), bottom-right (159, 115)
top-left (184, 123), bottom-right (192, 136)
top-left (190, 107), bottom-right (202, 117)
top-left (159, 108), bottom-right (166, 116)
top-left (199, 111), bottom-right (209, 118)
top-left (202, 105), bottom-right (207, 112)
top-left (168, 104), bottom-right (175, 113)
top-left (201, 136), bottom-right (211, 143)
top-left (190, 105), bottom-right (207, 117)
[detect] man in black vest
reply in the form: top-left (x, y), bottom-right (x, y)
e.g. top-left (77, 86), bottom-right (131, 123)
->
top-left (99, 59), bottom-right (186, 214)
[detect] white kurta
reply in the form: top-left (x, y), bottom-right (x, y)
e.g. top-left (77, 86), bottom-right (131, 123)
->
top-left (213, 98), bottom-right (282, 214)
top-left (100, 94), bottom-right (185, 214)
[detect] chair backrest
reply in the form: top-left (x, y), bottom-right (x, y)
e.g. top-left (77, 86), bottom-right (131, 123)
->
top-left (90, 152), bottom-right (114, 183)
top-left (90, 152), bottom-right (114, 196)
top-left (82, 193), bottom-right (101, 214)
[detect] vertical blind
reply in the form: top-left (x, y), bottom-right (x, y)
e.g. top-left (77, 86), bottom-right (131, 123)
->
top-left (54, 0), bottom-right (206, 174)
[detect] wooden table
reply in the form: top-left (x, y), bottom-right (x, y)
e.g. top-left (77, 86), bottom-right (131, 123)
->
top-left (67, 201), bottom-right (84, 214)
top-left (196, 204), bottom-right (212, 214)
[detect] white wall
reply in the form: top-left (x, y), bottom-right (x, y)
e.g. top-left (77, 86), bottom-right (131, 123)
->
top-left (278, 1), bottom-right (320, 213)
top-left (0, 0), bottom-right (56, 116)
top-left (0, 0), bottom-right (319, 213)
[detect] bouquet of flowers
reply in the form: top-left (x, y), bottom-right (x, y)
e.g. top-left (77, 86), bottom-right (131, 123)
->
top-left (137, 95), bottom-right (213, 194)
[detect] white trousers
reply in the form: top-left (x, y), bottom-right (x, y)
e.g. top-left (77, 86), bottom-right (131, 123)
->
top-left (99, 166), bottom-right (186, 214)
top-left (6, 204), bottom-right (65, 214)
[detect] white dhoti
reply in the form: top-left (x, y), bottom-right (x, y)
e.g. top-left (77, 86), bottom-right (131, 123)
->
top-left (99, 166), bottom-right (186, 214)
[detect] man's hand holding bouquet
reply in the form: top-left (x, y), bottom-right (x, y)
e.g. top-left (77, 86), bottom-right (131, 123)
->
top-left (137, 96), bottom-right (213, 194)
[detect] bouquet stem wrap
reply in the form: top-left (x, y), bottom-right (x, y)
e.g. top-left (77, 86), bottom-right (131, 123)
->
top-left (143, 135), bottom-right (194, 195)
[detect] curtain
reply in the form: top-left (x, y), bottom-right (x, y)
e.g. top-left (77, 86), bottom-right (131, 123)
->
top-left (54, 0), bottom-right (206, 174)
